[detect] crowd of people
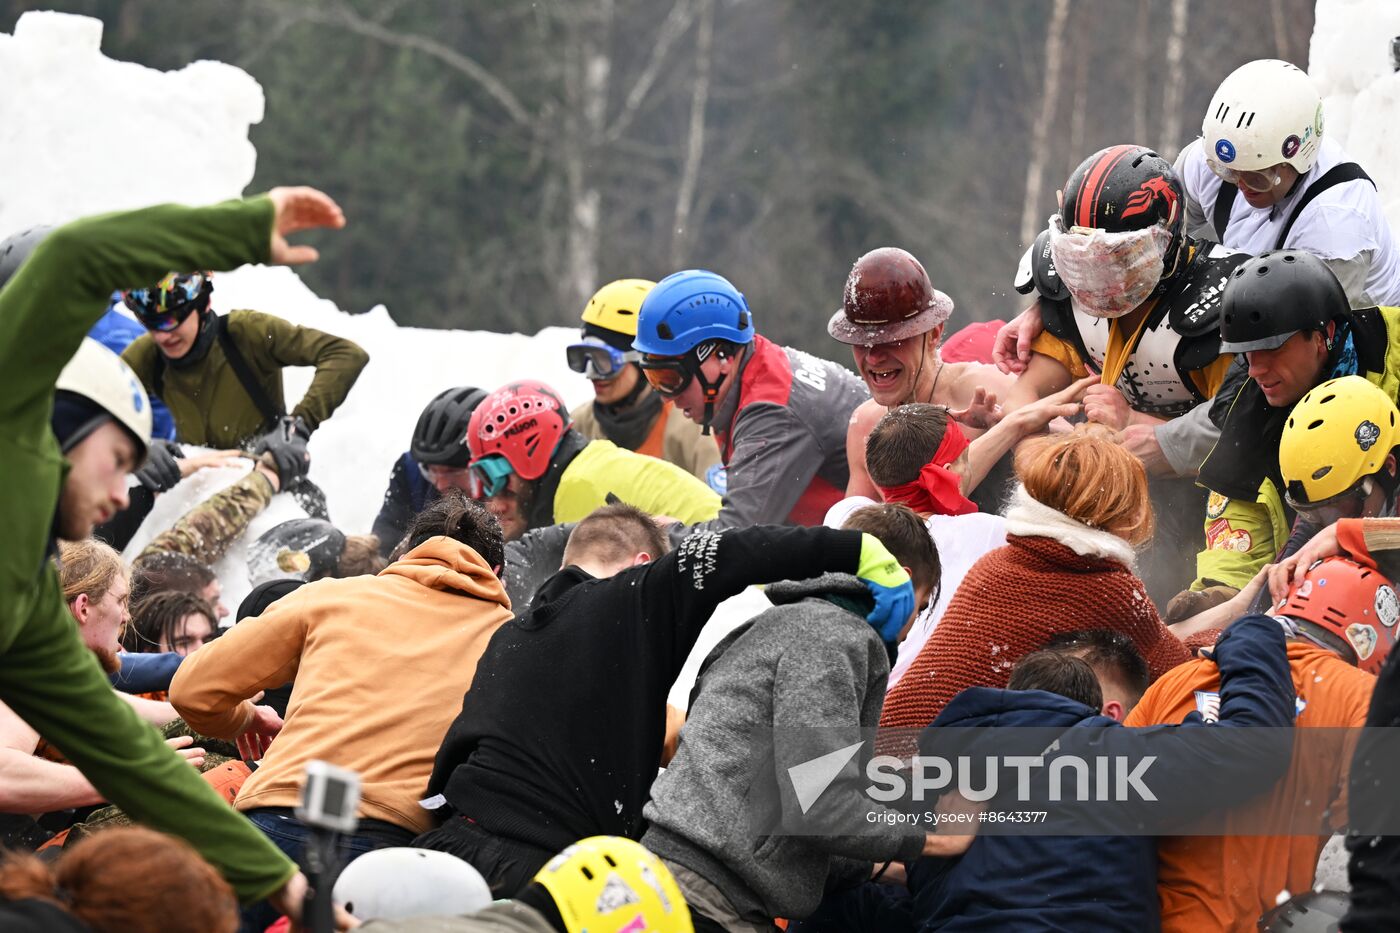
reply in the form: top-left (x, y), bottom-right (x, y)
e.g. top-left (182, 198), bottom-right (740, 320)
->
top-left (0, 56), bottom-right (1398, 933)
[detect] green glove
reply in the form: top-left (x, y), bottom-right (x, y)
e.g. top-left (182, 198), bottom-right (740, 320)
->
top-left (855, 533), bottom-right (916, 643)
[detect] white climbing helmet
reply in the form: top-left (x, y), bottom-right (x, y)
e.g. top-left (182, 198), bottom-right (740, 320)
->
top-left (1202, 59), bottom-right (1323, 175)
top-left (333, 847), bottom-right (493, 921)
top-left (55, 338), bottom-right (152, 459)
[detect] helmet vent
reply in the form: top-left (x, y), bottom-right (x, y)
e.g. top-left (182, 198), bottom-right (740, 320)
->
top-left (1308, 419), bottom-right (1325, 430)
top-left (1256, 265), bottom-right (1270, 276)
top-left (1312, 466), bottom-right (1332, 481)
top-left (603, 854), bottom-right (617, 867)
top-left (1283, 254), bottom-right (1297, 263)
top-left (738, 311), bottom-right (749, 331)
top-left (580, 866), bottom-right (594, 880)
top-left (1321, 393), bottom-right (1336, 404)
top-left (656, 323), bottom-right (673, 340)
top-left (1249, 311), bottom-right (1263, 322)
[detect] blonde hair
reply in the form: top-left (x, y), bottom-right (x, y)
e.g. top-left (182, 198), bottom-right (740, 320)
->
top-left (1014, 430), bottom-right (1154, 546)
top-left (337, 534), bottom-right (387, 577)
top-left (57, 539), bottom-right (127, 606)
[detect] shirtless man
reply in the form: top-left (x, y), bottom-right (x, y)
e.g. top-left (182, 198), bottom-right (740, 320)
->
top-left (829, 247), bottom-right (1012, 498)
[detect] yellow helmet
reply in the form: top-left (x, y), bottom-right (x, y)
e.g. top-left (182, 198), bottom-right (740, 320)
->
top-left (1280, 376), bottom-right (1400, 505)
top-left (532, 836), bottom-right (692, 933)
top-left (581, 279), bottom-right (657, 337)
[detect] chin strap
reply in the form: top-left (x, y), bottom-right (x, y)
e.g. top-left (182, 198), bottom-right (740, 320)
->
top-left (692, 342), bottom-right (731, 437)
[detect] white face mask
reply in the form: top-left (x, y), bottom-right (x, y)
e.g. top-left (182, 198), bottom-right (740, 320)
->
top-left (1048, 214), bottom-right (1171, 319)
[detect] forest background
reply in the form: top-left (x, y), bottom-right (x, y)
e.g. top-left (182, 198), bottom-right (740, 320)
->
top-left (2, 0), bottom-right (1315, 353)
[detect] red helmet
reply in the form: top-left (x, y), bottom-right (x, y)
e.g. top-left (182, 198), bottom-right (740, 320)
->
top-left (828, 247), bottom-right (954, 346)
top-left (1276, 556), bottom-right (1399, 675)
top-left (467, 380), bottom-right (571, 481)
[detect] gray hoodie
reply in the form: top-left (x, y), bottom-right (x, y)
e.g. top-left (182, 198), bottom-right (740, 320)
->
top-left (642, 573), bottom-right (924, 921)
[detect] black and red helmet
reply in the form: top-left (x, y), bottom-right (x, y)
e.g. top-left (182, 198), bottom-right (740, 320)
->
top-left (1060, 144), bottom-right (1187, 278)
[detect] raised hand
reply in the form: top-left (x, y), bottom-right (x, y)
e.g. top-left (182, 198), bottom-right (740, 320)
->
top-left (267, 187), bottom-right (346, 266)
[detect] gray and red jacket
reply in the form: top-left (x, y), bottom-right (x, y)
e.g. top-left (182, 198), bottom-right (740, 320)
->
top-left (701, 334), bottom-right (868, 529)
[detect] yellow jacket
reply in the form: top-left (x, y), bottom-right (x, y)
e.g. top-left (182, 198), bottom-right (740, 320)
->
top-left (553, 439), bottom-right (721, 525)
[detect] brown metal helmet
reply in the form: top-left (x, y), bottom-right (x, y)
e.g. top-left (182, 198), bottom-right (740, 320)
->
top-left (828, 247), bottom-right (955, 346)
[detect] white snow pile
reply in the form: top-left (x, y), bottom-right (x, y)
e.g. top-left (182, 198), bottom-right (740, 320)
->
top-left (0, 11), bottom-right (762, 706)
top-left (1311, 0), bottom-right (1400, 227)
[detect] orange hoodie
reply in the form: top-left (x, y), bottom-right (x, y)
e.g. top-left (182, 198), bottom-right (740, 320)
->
top-left (170, 536), bottom-right (512, 834)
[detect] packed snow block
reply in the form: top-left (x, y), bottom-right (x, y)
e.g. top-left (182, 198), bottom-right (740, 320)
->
top-left (1310, 0), bottom-right (1400, 238)
top-left (1347, 75), bottom-right (1400, 222)
top-left (0, 11), bottom-right (264, 237)
top-left (1310, 0), bottom-right (1400, 99)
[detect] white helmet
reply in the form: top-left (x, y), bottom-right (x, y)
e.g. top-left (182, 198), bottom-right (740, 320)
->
top-left (1202, 59), bottom-right (1323, 174)
top-left (333, 848), bottom-right (493, 921)
top-left (55, 338), bottom-right (153, 458)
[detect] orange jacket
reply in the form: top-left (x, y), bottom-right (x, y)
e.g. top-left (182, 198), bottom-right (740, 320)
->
top-left (1125, 641), bottom-right (1374, 932)
top-left (171, 536), bottom-right (512, 834)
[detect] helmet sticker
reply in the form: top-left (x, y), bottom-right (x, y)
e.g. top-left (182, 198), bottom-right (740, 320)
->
top-left (1215, 139), bottom-right (1237, 163)
top-left (1314, 102), bottom-right (1325, 139)
top-left (1206, 491), bottom-right (1229, 520)
top-left (1347, 622), bottom-right (1378, 661)
top-left (1356, 420), bottom-right (1381, 451)
top-left (596, 872), bottom-right (641, 914)
top-left (1296, 579), bottom-right (1314, 599)
top-left (1376, 585), bottom-right (1400, 628)
top-left (1120, 176), bottom-right (1179, 223)
top-left (1281, 135), bottom-right (1301, 159)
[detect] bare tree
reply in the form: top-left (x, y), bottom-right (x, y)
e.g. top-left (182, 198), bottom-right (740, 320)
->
top-left (1159, 0), bottom-right (1191, 158)
top-left (670, 0), bottom-right (714, 267)
top-left (1019, 0), bottom-right (1071, 249)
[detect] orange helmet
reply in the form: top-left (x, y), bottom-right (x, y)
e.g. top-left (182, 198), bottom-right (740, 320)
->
top-left (1276, 556), bottom-right (1399, 675)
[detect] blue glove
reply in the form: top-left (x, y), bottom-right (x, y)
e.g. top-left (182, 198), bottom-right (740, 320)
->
top-left (855, 533), bottom-right (916, 644)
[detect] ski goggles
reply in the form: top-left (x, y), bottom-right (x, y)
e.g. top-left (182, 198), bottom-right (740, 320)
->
top-left (566, 337), bottom-right (640, 381)
top-left (639, 341), bottom-right (727, 398)
top-left (123, 272), bottom-right (207, 331)
top-left (466, 455), bottom-right (515, 498)
top-left (639, 353), bottom-right (698, 398)
top-left (1285, 477), bottom-right (1373, 527)
top-left (417, 462), bottom-right (480, 495)
top-left (1204, 158), bottom-right (1284, 194)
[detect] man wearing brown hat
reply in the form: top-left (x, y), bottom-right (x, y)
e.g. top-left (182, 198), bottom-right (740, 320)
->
top-left (830, 247), bottom-right (1013, 499)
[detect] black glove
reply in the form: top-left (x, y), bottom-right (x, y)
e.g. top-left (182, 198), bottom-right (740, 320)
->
top-left (254, 416), bottom-right (311, 486)
top-left (134, 439), bottom-right (184, 492)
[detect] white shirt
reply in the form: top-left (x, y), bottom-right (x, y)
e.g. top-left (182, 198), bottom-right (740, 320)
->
top-left (1179, 137), bottom-right (1400, 306)
top-left (823, 496), bottom-right (1008, 689)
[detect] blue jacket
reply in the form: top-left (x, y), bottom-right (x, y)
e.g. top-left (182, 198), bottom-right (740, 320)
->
top-left (88, 299), bottom-right (176, 441)
top-left (907, 614), bottom-right (1296, 933)
top-left (109, 651), bottom-right (183, 694)
top-left (370, 452), bottom-right (438, 557)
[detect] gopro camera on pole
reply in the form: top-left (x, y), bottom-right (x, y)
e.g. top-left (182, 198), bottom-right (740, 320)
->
top-left (296, 760), bottom-right (362, 933)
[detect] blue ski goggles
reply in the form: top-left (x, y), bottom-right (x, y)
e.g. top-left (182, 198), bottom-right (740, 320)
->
top-left (566, 337), bottom-right (640, 381)
top-left (467, 455), bottom-right (515, 498)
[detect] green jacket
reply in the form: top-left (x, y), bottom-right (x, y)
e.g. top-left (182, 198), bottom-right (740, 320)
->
top-left (0, 197), bottom-right (296, 902)
top-left (123, 309), bottom-right (368, 448)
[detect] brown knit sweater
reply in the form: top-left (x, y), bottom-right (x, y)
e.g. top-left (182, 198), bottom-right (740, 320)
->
top-left (879, 489), bottom-right (1190, 733)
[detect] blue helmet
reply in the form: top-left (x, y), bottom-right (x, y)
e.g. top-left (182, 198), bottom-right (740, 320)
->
top-left (632, 269), bottom-right (753, 356)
